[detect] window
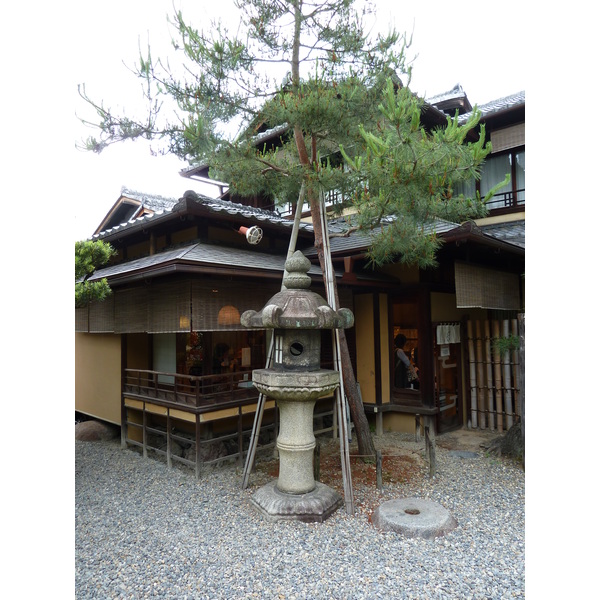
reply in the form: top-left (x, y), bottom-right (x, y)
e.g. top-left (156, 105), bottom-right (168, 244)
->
top-left (174, 330), bottom-right (266, 377)
top-left (480, 147), bottom-right (525, 211)
top-left (453, 147), bottom-right (525, 213)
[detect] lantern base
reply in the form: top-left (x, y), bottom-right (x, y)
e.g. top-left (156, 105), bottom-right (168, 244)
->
top-left (250, 481), bottom-right (342, 523)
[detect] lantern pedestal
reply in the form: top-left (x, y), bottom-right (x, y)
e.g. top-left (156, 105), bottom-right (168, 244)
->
top-left (251, 480), bottom-right (342, 523)
top-left (250, 369), bottom-right (342, 521)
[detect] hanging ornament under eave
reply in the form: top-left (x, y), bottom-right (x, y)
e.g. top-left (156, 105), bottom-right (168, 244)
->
top-left (238, 225), bottom-right (263, 245)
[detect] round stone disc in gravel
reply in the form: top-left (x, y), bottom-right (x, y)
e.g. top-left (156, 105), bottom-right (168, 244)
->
top-left (371, 497), bottom-right (457, 539)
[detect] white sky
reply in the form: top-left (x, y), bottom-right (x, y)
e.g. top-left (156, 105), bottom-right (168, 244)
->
top-left (69, 0), bottom-right (534, 241)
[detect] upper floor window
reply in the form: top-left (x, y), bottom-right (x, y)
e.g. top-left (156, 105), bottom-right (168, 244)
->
top-left (455, 146), bottom-right (525, 214)
top-left (481, 147), bottom-right (525, 211)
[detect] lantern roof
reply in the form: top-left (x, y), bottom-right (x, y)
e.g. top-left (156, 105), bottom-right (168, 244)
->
top-left (241, 251), bottom-right (354, 330)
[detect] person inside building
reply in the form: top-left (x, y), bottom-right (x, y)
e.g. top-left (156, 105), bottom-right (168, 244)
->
top-left (394, 334), bottom-right (419, 388)
top-left (212, 343), bottom-right (230, 374)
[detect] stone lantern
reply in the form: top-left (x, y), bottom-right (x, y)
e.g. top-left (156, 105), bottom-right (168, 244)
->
top-left (241, 250), bottom-right (354, 522)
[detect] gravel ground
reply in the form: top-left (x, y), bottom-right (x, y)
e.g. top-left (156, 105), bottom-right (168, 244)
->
top-left (75, 433), bottom-right (524, 599)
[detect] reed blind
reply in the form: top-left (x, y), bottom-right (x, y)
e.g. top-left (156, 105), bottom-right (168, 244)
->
top-left (148, 279), bottom-right (191, 333)
top-left (114, 286), bottom-right (149, 333)
top-left (455, 261), bottom-right (521, 310)
top-left (89, 296), bottom-right (115, 333)
top-left (75, 307), bottom-right (88, 332)
top-left (191, 280), bottom-right (279, 331)
top-left (490, 123), bottom-right (524, 153)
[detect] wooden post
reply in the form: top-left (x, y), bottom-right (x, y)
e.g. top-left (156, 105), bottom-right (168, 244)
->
top-left (484, 320), bottom-right (495, 430)
top-left (142, 404), bottom-right (148, 459)
top-left (424, 416), bottom-right (436, 477)
top-left (121, 399), bottom-right (127, 449)
top-left (313, 442), bottom-right (321, 482)
top-left (503, 320), bottom-right (514, 428)
top-left (475, 320), bottom-right (486, 429)
top-left (375, 409), bottom-right (383, 436)
top-left (376, 450), bottom-right (383, 490)
top-left (166, 409), bottom-right (172, 469)
top-left (195, 416), bottom-right (202, 480)
top-left (493, 320), bottom-right (503, 432)
top-left (467, 320), bottom-right (478, 428)
top-left (237, 406), bottom-right (244, 467)
top-left (415, 414), bottom-right (421, 442)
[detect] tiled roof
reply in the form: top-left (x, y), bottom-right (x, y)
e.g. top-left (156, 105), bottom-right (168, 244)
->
top-left (478, 219), bottom-right (525, 249)
top-left (120, 188), bottom-right (179, 212)
top-left (92, 191), bottom-right (317, 240)
top-left (88, 240), bottom-right (325, 284)
top-left (426, 84), bottom-right (468, 105)
top-left (303, 217), bottom-right (460, 257)
top-left (458, 91), bottom-right (525, 124)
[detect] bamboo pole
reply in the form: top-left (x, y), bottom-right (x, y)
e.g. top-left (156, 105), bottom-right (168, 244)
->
top-left (475, 320), bottom-right (486, 429)
top-left (511, 318), bottom-right (520, 418)
top-left (320, 193), bottom-right (354, 515)
top-left (503, 320), bottom-right (514, 428)
top-left (467, 320), bottom-right (478, 428)
top-left (484, 320), bottom-right (495, 431)
top-left (493, 320), bottom-right (503, 433)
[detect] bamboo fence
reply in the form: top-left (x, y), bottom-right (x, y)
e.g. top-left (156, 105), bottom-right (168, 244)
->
top-left (465, 318), bottom-right (522, 431)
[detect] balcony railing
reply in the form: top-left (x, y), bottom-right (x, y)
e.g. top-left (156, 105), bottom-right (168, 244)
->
top-left (486, 188), bottom-right (525, 212)
top-left (123, 368), bottom-right (259, 413)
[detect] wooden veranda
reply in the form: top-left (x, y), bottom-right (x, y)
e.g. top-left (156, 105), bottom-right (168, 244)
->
top-left (121, 369), bottom-right (336, 478)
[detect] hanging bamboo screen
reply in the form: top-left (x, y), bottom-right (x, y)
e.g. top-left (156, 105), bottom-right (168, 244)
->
top-left (191, 280), bottom-right (279, 331)
top-left (455, 261), bottom-right (521, 310)
top-left (114, 286), bottom-right (149, 333)
top-left (148, 279), bottom-right (191, 333)
top-left (490, 123), bottom-right (525, 153)
top-left (89, 296), bottom-right (115, 333)
top-left (75, 307), bottom-right (88, 332)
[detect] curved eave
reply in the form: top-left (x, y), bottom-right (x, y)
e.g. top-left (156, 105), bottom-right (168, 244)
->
top-left (92, 193), bottom-right (315, 244)
top-left (439, 223), bottom-right (525, 256)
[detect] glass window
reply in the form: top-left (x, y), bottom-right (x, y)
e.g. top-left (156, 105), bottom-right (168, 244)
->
top-left (515, 149), bottom-right (525, 204)
top-left (453, 178), bottom-right (476, 199)
top-left (175, 330), bottom-right (266, 377)
top-left (480, 153), bottom-right (512, 209)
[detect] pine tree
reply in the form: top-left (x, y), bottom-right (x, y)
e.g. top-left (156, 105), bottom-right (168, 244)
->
top-left (75, 240), bottom-right (116, 308)
top-left (78, 0), bottom-right (497, 458)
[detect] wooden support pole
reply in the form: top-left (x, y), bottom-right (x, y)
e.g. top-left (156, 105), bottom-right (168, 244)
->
top-left (424, 416), bottom-right (436, 478)
top-left (237, 406), bottom-right (244, 467)
top-left (313, 442), bottom-right (321, 482)
top-left (166, 410), bottom-right (172, 469)
top-left (376, 450), bottom-right (383, 491)
top-left (415, 414), bottom-right (421, 442)
top-left (195, 416), bottom-right (201, 479)
top-left (142, 405), bottom-right (148, 459)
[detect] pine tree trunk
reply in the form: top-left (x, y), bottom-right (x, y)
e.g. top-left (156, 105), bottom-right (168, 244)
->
top-left (293, 133), bottom-right (375, 459)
